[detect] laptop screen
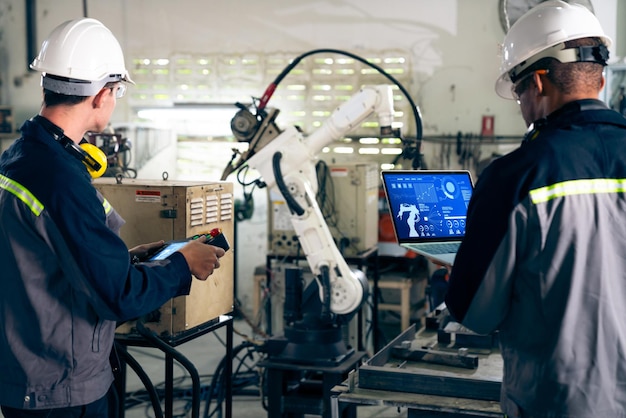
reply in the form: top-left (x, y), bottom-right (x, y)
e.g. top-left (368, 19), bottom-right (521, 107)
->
top-left (381, 170), bottom-right (474, 243)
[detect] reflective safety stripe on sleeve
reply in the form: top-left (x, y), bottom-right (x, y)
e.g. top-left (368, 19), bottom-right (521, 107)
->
top-left (0, 174), bottom-right (44, 216)
top-left (102, 198), bottom-right (112, 215)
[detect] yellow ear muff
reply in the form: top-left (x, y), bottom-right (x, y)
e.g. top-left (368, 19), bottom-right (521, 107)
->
top-left (79, 143), bottom-right (108, 178)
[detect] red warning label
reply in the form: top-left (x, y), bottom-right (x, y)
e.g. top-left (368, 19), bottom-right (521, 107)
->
top-left (330, 167), bottom-right (349, 177)
top-left (135, 190), bottom-right (161, 203)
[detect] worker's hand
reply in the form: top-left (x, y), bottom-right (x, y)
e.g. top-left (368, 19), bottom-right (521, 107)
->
top-left (178, 235), bottom-right (226, 280)
top-left (129, 240), bottom-right (166, 261)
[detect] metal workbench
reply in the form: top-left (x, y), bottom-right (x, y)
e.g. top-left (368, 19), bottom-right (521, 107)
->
top-left (331, 323), bottom-right (505, 417)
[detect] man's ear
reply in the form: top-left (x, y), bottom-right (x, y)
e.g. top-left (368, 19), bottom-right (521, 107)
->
top-left (533, 71), bottom-right (547, 96)
top-left (92, 87), bottom-right (110, 109)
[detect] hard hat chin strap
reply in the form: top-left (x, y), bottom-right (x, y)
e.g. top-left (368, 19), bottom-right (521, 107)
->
top-left (510, 43), bottom-right (609, 83)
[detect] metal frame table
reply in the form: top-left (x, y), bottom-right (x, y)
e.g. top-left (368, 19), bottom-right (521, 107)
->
top-left (113, 315), bottom-right (234, 418)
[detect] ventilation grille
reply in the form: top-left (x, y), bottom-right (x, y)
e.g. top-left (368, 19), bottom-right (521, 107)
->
top-left (189, 191), bottom-right (233, 228)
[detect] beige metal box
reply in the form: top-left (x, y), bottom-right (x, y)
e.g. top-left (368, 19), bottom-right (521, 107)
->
top-left (93, 178), bottom-right (234, 336)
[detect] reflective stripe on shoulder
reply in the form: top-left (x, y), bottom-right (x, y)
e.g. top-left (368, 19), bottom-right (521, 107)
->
top-left (102, 198), bottom-right (112, 215)
top-left (530, 178), bottom-right (626, 204)
top-left (0, 174), bottom-right (44, 216)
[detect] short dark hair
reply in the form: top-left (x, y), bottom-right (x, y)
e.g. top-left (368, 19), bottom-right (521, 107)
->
top-left (43, 90), bottom-right (89, 107)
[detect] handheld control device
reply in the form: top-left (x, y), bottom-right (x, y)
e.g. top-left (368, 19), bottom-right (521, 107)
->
top-left (148, 228), bottom-right (229, 261)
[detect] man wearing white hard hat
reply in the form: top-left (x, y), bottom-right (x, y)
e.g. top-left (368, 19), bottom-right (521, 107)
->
top-left (446, 1), bottom-right (626, 417)
top-left (0, 18), bottom-right (225, 417)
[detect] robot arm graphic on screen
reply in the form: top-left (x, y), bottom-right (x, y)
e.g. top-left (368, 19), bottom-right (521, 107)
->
top-left (397, 203), bottom-right (420, 237)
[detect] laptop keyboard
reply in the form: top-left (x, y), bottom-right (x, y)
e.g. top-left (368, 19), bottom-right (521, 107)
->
top-left (408, 242), bottom-right (460, 254)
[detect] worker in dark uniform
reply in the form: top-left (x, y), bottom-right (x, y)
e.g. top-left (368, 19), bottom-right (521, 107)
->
top-left (0, 18), bottom-right (225, 418)
top-left (446, 2), bottom-right (626, 417)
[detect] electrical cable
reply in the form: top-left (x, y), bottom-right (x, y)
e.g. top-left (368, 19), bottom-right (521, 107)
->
top-left (315, 160), bottom-right (337, 226)
top-left (232, 302), bottom-right (270, 340)
top-left (202, 341), bottom-right (263, 418)
top-left (136, 320), bottom-right (202, 418)
top-left (236, 165), bottom-right (260, 188)
top-left (272, 151), bottom-right (305, 216)
top-left (256, 48), bottom-right (423, 141)
top-left (319, 264), bottom-right (333, 321)
top-left (315, 160), bottom-right (355, 255)
top-left (122, 313), bottom-right (266, 418)
top-left (115, 342), bottom-right (164, 418)
top-left (122, 373), bottom-right (217, 417)
top-left (233, 47), bottom-right (426, 195)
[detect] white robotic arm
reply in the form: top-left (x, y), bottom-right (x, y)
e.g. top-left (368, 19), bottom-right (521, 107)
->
top-left (235, 85), bottom-right (396, 316)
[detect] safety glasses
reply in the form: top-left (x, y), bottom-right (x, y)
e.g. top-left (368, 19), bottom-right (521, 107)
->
top-left (113, 83), bottom-right (127, 99)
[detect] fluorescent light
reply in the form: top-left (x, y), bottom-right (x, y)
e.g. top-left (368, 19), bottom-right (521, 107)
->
top-left (381, 147), bottom-right (403, 155)
top-left (333, 146), bottom-right (354, 154)
top-left (359, 137), bottom-right (380, 144)
top-left (136, 104), bottom-right (238, 136)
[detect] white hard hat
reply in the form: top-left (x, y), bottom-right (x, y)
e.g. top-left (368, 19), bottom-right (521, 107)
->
top-left (495, 0), bottom-right (611, 99)
top-left (30, 18), bottom-right (134, 96)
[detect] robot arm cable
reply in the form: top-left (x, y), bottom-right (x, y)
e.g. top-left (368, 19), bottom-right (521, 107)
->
top-left (319, 265), bottom-right (332, 322)
top-left (272, 151), bottom-right (305, 216)
top-left (257, 48), bottom-right (423, 140)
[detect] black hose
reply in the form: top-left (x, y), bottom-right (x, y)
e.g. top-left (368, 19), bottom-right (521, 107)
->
top-left (272, 151), bottom-right (305, 216)
top-left (259, 48), bottom-right (423, 140)
top-left (115, 342), bottom-right (164, 418)
top-left (136, 321), bottom-right (201, 418)
top-left (203, 341), bottom-right (258, 418)
top-left (319, 265), bottom-right (332, 322)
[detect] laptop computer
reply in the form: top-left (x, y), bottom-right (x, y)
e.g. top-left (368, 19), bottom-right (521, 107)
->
top-left (380, 170), bottom-right (474, 266)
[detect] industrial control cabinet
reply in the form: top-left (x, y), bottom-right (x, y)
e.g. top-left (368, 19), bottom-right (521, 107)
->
top-left (268, 161), bottom-right (379, 257)
top-left (93, 178), bottom-right (234, 336)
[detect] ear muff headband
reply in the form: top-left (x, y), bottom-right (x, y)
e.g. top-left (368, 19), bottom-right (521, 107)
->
top-left (33, 115), bottom-right (108, 178)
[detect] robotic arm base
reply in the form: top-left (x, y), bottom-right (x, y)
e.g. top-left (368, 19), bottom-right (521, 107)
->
top-left (262, 266), bottom-right (367, 365)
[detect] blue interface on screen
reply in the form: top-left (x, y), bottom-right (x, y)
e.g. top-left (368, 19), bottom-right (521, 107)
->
top-left (384, 172), bottom-right (473, 240)
top-left (149, 241), bottom-right (187, 261)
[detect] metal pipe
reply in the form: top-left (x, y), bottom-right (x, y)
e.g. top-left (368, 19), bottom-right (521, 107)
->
top-left (25, 0), bottom-right (37, 71)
